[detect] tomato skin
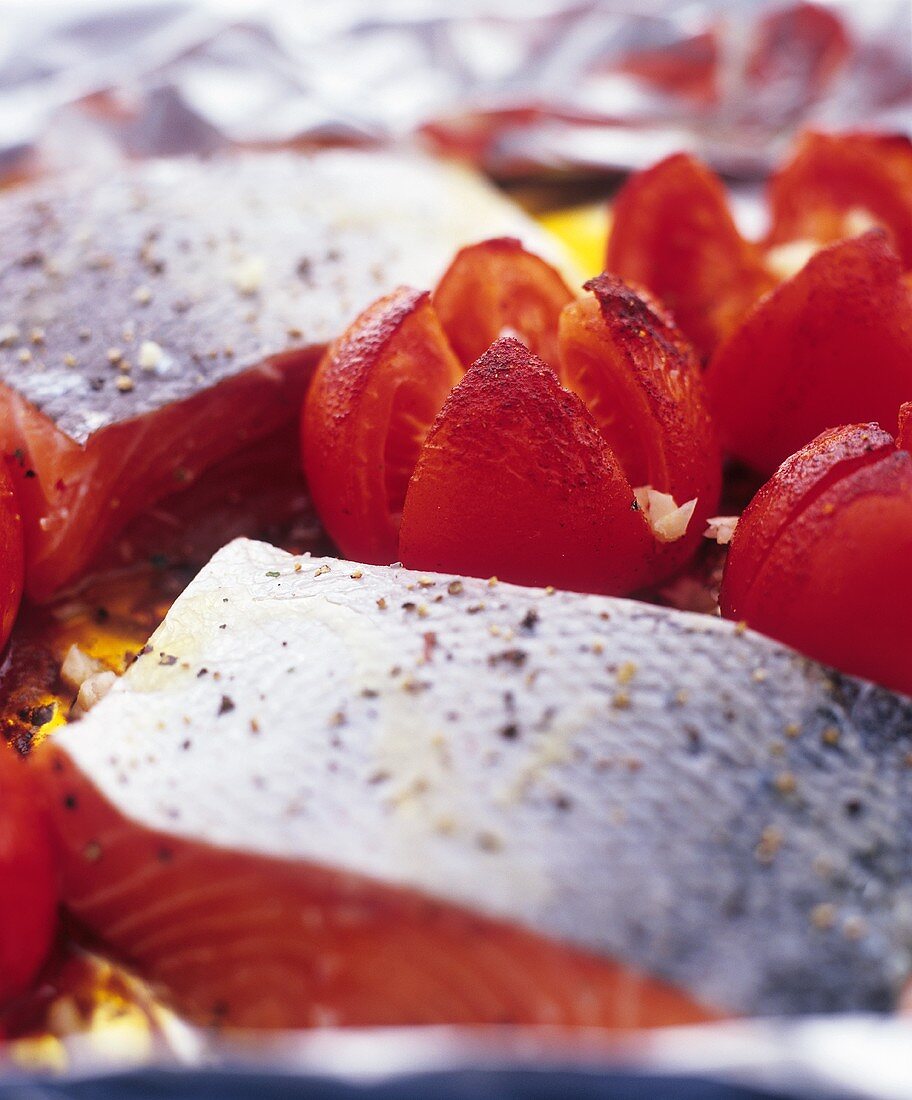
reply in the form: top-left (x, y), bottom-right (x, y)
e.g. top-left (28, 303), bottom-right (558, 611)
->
top-left (399, 338), bottom-right (652, 595)
top-left (720, 422), bottom-right (912, 697)
top-left (302, 288), bottom-right (462, 563)
top-left (606, 153), bottom-right (773, 361)
top-left (706, 231), bottom-right (912, 477)
top-left (0, 465), bottom-right (23, 651)
top-left (432, 238), bottom-right (574, 371)
top-left (767, 132), bottom-right (912, 266)
top-left (0, 748), bottom-right (58, 1005)
top-left (721, 423), bottom-right (895, 607)
top-left (559, 274), bottom-right (721, 584)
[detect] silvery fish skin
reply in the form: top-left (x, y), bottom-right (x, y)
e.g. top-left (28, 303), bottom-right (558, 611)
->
top-left (0, 151), bottom-right (563, 445)
top-left (46, 539), bottom-right (912, 1019)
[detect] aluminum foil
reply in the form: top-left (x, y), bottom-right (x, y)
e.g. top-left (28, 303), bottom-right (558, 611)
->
top-left (0, 0), bottom-right (909, 184)
top-left (4, 1017), bottom-right (912, 1099)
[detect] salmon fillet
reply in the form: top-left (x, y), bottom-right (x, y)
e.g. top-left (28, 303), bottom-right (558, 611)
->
top-left (0, 152), bottom-right (561, 600)
top-left (39, 540), bottom-right (912, 1028)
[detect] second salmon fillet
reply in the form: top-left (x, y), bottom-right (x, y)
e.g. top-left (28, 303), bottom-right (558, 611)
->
top-left (41, 540), bottom-right (912, 1027)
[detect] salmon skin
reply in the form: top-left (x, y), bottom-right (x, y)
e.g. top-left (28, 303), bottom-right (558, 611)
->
top-left (41, 539), bottom-right (912, 1028)
top-left (0, 152), bottom-right (559, 600)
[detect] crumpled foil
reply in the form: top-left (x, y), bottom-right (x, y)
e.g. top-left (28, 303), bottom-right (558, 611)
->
top-left (0, 0), bottom-right (909, 184)
top-left (4, 1016), bottom-right (912, 1099)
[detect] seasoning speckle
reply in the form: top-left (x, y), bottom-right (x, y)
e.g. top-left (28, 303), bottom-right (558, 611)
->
top-left (810, 902), bottom-right (836, 931)
top-left (616, 661), bottom-right (637, 685)
top-left (755, 825), bottom-right (783, 864)
top-left (774, 771), bottom-right (797, 795)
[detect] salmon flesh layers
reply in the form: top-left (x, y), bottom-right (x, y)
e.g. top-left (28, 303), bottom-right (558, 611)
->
top-left (0, 153), bottom-right (558, 600)
top-left (40, 540), bottom-right (912, 1028)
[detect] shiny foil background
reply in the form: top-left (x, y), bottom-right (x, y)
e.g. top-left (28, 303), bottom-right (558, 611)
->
top-left (0, 0), bottom-right (910, 186)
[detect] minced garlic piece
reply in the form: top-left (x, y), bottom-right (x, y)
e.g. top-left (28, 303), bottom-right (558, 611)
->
top-left (704, 515), bottom-right (739, 545)
top-left (634, 486), bottom-right (697, 543)
top-left (73, 670), bottom-right (117, 718)
top-left (60, 644), bottom-right (105, 692)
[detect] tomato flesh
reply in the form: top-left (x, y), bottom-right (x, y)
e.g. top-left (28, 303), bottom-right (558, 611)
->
top-left (432, 238), bottom-right (574, 371)
top-left (302, 288), bottom-right (462, 563)
top-left (606, 153), bottom-right (773, 361)
top-left (721, 422), bottom-right (912, 697)
top-left (767, 132), bottom-right (912, 267)
top-left (0, 747), bottom-right (58, 1006)
top-left (706, 231), bottom-right (912, 477)
top-left (399, 338), bottom-right (652, 595)
top-left (559, 275), bottom-right (721, 584)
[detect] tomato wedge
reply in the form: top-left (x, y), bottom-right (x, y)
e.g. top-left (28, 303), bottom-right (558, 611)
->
top-left (767, 132), bottom-right (912, 267)
top-left (0, 747), bottom-right (58, 1006)
top-left (559, 274), bottom-right (721, 582)
top-left (606, 153), bottom-right (773, 361)
top-left (720, 421), bottom-right (912, 697)
top-left (303, 243), bottom-right (718, 592)
top-left (399, 338), bottom-right (652, 594)
top-left (0, 464), bottom-right (23, 651)
top-left (432, 238), bottom-right (574, 371)
top-left (706, 231), bottom-right (912, 477)
top-left (302, 288), bottom-right (462, 563)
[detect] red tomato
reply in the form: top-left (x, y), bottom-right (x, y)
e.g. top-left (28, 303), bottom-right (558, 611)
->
top-left (432, 238), bottom-right (574, 371)
top-left (0, 464), bottom-right (23, 650)
top-left (720, 421), bottom-right (912, 696)
top-left (767, 132), bottom-right (912, 267)
top-left (302, 288), bottom-right (462, 563)
top-left (706, 231), bottom-right (912, 477)
top-left (559, 274), bottom-right (721, 582)
top-left (303, 244), bottom-right (718, 593)
top-left (0, 747), bottom-right (58, 1005)
top-left (606, 153), bottom-right (773, 361)
top-left (399, 337), bottom-right (653, 594)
